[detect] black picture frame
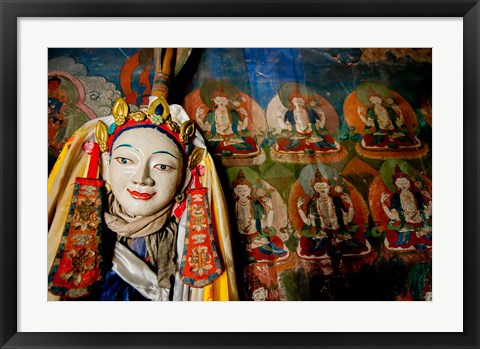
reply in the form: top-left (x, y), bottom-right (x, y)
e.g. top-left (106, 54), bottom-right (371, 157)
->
top-left (2, 1), bottom-right (478, 348)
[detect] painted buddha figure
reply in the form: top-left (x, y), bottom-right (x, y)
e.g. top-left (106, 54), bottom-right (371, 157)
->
top-left (380, 165), bottom-right (432, 251)
top-left (275, 88), bottom-right (340, 154)
top-left (343, 82), bottom-right (427, 160)
top-left (232, 171), bottom-right (289, 264)
top-left (357, 92), bottom-right (419, 149)
top-left (296, 170), bottom-right (369, 259)
top-left (195, 86), bottom-right (259, 158)
top-left (267, 83), bottom-right (346, 164)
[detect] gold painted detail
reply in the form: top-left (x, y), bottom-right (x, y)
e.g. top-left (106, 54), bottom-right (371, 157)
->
top-left (105, 97), bottom-right (195, 152)
top-left (111, 98), bottom-right (129, 126)
top-left (95, 121), bottom-right (109, 152)
top-left (147, 97), bottom-right (170, 122)
top-left (188, 146), bottom-right (205, 170)
top-left (166, 119), bottom-right (180, 133)
top-left (180, 120), bottom-right (195, 144)
top-left (129, 111), bottom-right (147, 122)
top-left (175, 193), bottom-right (186, 203)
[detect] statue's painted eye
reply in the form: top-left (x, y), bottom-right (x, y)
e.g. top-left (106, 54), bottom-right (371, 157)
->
top-left (154, 164), bottom-right (174, 172)
top-left (115, 157), bottom-right (133, 165)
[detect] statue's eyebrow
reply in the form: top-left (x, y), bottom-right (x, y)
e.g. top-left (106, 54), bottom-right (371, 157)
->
top-left (152, 150), bottom-right (178, 160)
top-left (113, 144), bottom-right (141, 153)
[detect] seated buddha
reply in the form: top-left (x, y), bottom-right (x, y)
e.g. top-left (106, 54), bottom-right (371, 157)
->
top-left (357, 93), bottom-right (420, 149)
top-left (295, 169), bottom-right (370, 261)
top-left (191, 82), bottom-right (263, 164)
top-left (368, 160), bottom-right (432, 267)
top-left (343, 82), bottom-right (428, 160)
top-left (380, 165), bottom-right (432, 252)
top-left (276, 95), bottom-right (339, 151)
top-left (268, 83), bottom-right (346, 164)
top-left (287, 165), bottom-right (376, 276)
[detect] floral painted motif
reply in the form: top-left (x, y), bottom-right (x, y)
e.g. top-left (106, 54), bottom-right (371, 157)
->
top-left (188, 246), bottom-right (214, 277)
top-left (61, 248), bottom-right (96, 285)
top-left (190, 203), bottom-right (208, 232)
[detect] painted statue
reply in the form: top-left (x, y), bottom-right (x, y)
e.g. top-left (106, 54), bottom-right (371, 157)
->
top-left (47, 96), bottom-right (238, 301)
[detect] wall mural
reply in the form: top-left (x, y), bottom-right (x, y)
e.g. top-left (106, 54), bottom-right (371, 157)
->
top-left (48, 48), bottom-right (432, 301)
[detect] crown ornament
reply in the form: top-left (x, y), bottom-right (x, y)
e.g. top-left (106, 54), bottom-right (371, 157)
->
top-left (96, 97), bottom-right (195, 154)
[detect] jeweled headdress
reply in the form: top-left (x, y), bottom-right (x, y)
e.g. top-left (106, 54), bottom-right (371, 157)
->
top-left (97, 97), bottom-right (194, 153)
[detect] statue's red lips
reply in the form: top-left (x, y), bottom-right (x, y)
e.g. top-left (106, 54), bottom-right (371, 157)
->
top-left (127, 189), bottom-right (156, 200)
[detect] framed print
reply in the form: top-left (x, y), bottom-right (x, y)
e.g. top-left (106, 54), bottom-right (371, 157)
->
top-left (2, 0), bottom-right (479, 348)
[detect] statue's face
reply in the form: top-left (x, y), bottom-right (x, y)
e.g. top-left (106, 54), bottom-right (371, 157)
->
top-left (234, 184), bottom-right (251, 201)
top-left (105, 127), bottom-right (184, 217)
top-left (395, 177), bottom-right (411, 191)
top-left (313, 182), bottom-right (330, 197)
